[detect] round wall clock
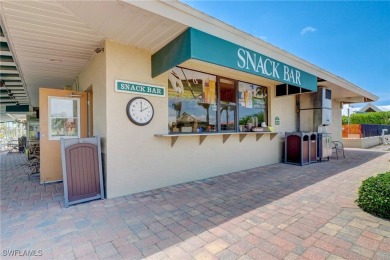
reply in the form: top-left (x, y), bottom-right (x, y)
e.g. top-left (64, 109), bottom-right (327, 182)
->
top-left (126, 97), bottom-right (154, 126)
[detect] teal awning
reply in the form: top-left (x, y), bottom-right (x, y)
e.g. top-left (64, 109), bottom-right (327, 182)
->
top-left (152, 28), bottom-right (317, 91)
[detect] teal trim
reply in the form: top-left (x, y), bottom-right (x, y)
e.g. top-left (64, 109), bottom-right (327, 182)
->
top-left (6, 105), bottom-right (29, 112)
top-left (152, 29), bottom-right (192, 78)
top-left (115, 80), bottom-right (165, 97)
top-left (152, 28), bottom-right (317, 91)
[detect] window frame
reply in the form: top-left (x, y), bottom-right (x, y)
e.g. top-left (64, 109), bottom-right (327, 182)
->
top-left (217, 76), bottom-right (238, 132)
top-left (237, 80), bottom-right (268, 132)
top-left (48, 96), bottom-right (81, 141)
top-left (168, 66), bottom-right (268, 134)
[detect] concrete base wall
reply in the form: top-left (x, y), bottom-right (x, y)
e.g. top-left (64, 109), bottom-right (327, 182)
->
top-left (342, 135), bottom-right (390, 149)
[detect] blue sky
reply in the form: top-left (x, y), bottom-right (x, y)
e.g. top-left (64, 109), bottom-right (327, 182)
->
top-left (182, 0), bottom-right (390, 108)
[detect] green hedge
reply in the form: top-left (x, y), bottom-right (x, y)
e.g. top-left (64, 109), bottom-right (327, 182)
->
top-left (342, 111), bottom-right (390, 125)
top-left (356, 172), bottom-right (390, 219)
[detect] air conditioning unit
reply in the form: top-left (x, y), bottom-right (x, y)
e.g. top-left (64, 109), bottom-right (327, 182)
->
top-left (314, 87), bottom-right (332, 126)
top-left (314, 87), bottom-right (332, 109)
top-left (299, 87), bottom-right (333, 131)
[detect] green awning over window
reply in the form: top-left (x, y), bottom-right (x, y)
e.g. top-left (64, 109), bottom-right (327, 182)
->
top-left (152, 28), bottom-right (317, 92)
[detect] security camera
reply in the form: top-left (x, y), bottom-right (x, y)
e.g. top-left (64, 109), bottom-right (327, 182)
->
top-left (94, 48), bottom-right (104, 53)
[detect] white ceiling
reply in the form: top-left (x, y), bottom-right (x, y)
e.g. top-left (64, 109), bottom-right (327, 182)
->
top-left (0, 0), bottom-right (186, 111)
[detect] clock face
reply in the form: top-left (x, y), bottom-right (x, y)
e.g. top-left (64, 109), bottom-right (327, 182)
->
top-left (126, 97), bottom-right (154, 126)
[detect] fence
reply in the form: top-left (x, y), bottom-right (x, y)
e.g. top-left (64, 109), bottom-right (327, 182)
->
top-left (342, 124), bottom-right (390, 138)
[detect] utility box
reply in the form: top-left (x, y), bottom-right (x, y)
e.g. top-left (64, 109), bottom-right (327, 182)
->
top-left (314, 87), bottom-right (332, 126)
top-left (300, 87), bottom-right (332, 132)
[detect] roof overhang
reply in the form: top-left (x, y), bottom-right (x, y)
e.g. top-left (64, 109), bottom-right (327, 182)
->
top-left (132, 0), bottom-right (378, 103)
top-left (0, 0), bottom-right (378, 120)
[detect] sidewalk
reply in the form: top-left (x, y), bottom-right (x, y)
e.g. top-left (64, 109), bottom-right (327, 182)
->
top-left (1, 149), bottom-right (389, 259)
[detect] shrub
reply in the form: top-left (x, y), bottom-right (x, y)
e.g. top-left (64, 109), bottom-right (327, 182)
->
top-left (342, 111), bottom-right (390, 125)
top-left (356, 172), bottom-right (390, 219)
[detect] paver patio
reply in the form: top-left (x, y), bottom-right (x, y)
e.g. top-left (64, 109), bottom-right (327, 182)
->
top-left (1, 148), bottom-right (389, 259)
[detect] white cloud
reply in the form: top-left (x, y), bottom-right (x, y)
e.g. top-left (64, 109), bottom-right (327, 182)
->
top-left (301, 26), bottom-right (317, 35)
top-left (379, 105), bottom-right (390, 111)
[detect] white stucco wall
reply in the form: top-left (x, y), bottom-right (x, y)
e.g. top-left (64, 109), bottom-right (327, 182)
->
top-left (101, 40), bottom-right (297, 198)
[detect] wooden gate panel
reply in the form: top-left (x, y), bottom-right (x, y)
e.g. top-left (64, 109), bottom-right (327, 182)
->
top-left (61, 137), bottom-right (104, 207)
top-left (65, 144), bottom-right (100, 202)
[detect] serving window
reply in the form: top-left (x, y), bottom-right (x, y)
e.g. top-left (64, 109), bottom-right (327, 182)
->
top-left (238, 82), bottom-right (267, 132)
top-left (168, 67), bottom-right (268, 134)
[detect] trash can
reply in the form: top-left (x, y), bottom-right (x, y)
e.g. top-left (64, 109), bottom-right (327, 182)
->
top-left (310, 133), bottom-right (317, 163)
top-left (285, 132), bottom-right (310, 166)
top-left (302, 135), bottom-right (309, 164)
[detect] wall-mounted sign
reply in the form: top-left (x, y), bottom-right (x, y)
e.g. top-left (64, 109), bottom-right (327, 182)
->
top-left (152, 28), bottom-right (317, 92)
top-left (275, 116), bottom-right (280, 125)
top-left (115, 80), bottom-right (165, 97)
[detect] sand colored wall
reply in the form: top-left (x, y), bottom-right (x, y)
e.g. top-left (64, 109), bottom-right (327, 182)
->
top-left (75, 39), bottom-right (357, 198)
top-left (103, 40), bottom-right (298, 198)
top-left (269, 87), bottom-right (298, 162)
top-left (78, 42), bottom-right (107, 151)
top-left (77, 42), bottom-right (108, 191)
top-left (328, 100), bottom-right (342, 142)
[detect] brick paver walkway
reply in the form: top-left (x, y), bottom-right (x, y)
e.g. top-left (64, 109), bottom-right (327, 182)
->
top-left (1, 149), bottom-right (389, 259)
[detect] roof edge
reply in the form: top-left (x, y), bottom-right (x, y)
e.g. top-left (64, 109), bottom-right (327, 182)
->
top-left (125, 0), bottom-right (378, 101)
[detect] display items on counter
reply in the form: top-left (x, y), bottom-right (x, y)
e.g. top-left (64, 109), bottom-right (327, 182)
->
top-left (238, 82), bottom-right (268, 132)
top-left (168, 67), bottom-right (268, 133)
top-left (168, 67), bottom-right (217, 133)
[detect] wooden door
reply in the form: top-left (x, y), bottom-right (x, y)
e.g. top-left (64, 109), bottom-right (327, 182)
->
top-left (39, 88), bottom-right (87, 183)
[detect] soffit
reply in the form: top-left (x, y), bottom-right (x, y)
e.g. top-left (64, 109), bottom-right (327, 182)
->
top-left (318, 81), bottom-right (372, 103)
top-left (1, 25), bottom-right (29, 109)
top-left (0, 0), bottom-right (187, 111)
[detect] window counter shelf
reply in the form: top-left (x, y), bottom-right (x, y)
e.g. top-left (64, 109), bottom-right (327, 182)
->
top-left (155, 132), bottom-right (279, 147)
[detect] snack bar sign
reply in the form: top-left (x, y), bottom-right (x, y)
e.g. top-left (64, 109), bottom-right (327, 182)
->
top-left (115, 80), bottom-right (165, 97)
